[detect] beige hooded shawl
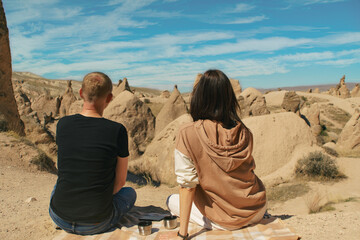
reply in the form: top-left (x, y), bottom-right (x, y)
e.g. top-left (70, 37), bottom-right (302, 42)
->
top-left (176, 120), bottom-right (266, 230)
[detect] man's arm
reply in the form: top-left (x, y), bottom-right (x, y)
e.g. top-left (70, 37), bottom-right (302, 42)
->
top-left (113, 156), bottom-right (128, 194)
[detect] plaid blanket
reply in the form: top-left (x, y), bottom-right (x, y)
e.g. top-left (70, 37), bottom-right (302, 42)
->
top-left (53, 208), bottom-right (300, 240)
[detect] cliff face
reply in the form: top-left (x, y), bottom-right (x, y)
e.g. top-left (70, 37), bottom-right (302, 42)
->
top-left (0, 1), bottom-right (24, 135)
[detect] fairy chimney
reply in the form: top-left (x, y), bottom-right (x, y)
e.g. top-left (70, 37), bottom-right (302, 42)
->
top-left (113, 77), bottom-right (131, 96)
top-left (155, 85), bottom-right (188, 135)
top-left (0, 1), bottom-right (24, 135)
top-left (351, 84), bottom-right (360, 97)
top-left (59, 80), bottom-right (77, 117)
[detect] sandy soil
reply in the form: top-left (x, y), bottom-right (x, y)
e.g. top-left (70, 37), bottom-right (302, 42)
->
top-left (1, 131), bottom-right (359, 240)
top-left (1, 90), bottom-right (360, 240)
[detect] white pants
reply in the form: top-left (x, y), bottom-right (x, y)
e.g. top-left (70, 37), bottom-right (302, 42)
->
top-left (166, 194), bottom-right (267, 230)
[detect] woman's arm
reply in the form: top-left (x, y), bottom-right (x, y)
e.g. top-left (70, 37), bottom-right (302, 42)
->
top-left (113, 156), bottom-right (128, 194)
top-left (178, 186), bottom-right (196, 237)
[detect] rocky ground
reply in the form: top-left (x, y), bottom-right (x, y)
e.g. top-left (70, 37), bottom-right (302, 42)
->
top-left (1, 131), bottom-right (360, 240)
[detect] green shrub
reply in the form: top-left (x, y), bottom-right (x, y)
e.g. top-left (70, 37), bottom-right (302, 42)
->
top-left (295, 151), bottom-right (345, 180)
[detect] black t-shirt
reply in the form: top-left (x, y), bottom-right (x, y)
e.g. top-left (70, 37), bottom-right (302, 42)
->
top-left (50, 114), bottom-right (129, 223)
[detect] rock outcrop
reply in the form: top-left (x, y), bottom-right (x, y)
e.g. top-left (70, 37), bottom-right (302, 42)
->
top-left (193, 73), bottom-right (202, 88)
top-left (351, 84), bottom-right (360, 97)
top-left (301, 103), bottom-right (322, 136)
top-left (129, 114), bottom-right (193, 185)
top-left (59, 80), bottom-right (76, 117)
top-left (160, 90), bottom-right (170, 98)
top-left (336, 109), bottom-right (360, 153)
top-left (130, 112), bottom-right (318, 185)
top-left (103, 91), bottom-right (155, 159)
top-left (155, 85), bottom-right (188, 135)
top-left (329, 75), bottom-right (350, 98)
top-left (313, 88), bottom-right (320, 94)
top-left (230, 79), bottom-right (242, 99)
top-left (31, 94), bottom-right (59, 119)
top-left (68, 100), bottom-right (83, 115)
top-left (113, 77), bottom-right (131, 96)
top-left (239, 87), bottom-right (270, 118)
top-left (243, 112), bottom-right (319, 184)
top-left (0, 2), bottom-right (24, 135)
top-left (14, 88), bottom-right (32, 116)
top-left (281, 91), bottom-right (301, 115)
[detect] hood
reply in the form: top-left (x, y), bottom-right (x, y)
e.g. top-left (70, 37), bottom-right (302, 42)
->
top-left (194, 120), bottom-right (254, 172)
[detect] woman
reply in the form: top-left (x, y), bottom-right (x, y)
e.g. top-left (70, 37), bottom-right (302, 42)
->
top-left (167, 69), bottom-right (267, 239)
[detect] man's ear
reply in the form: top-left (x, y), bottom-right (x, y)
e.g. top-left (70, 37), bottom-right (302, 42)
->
top-left (106, 93), bottom-right (113, 103)
top-left (79, 88), bottom-right (84, 99)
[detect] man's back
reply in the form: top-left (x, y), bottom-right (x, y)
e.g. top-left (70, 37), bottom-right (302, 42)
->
top-left (51, 114), bottom-right (129, 223)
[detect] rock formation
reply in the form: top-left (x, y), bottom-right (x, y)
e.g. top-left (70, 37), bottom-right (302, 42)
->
top-left (59, 80), bottom-right (77, 117)
top-left (230, 79), bottom-right (242, 99)
top-left (14, 88), bottom-right (32, 116)
top-left (31, 94), bottom-right (59, 119)
top-left (329, 75), bottom-right (350, 98)
top-left (130, 112), bottom-right (318, 185)
top-left (103, 91), bottom-right (155, 159)
top-left (281, 91), bottom-right (301, 115)
top-left (68, 99), bottom-right (83, 115)
top-left (129, 114), bottom-right (193, 185)
top-left (313, 88), bottom-right (320, 94)
top-left (239, 87), bottom-right (270, 118)
top-left (244, 112), bottom-right (318, 184)
top-left (155, 85), bottom-right (188, 135)
top-left (336, 109), bottom-right (360, 153)
top-left (193, 73), bottom-right (203, 88)
top-left (301, 103), bottom-right (322, 136)
top-left (0, 2), bottom-right (24, 135)
top-left (160, 90), bottom-right (170, 98)
top-left (307, 88), bottom-right (312, 93)
top-left (337, 75), bottom-right (350, 98)
top-left (113, 77), bottom-right (131, 96)
top-left (351, 84), bottom-right (360, 97)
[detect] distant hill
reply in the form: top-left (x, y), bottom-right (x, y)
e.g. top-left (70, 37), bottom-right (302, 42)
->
top-left (12, 71), bottom-right (358, 96)
top-left (258, 83), bottom-right (358, 94)
top-left (12, 72), bottom-right (162, 98)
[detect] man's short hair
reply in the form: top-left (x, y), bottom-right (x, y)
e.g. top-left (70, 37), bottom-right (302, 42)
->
top-left (82, 72), bottom-right (113, 102)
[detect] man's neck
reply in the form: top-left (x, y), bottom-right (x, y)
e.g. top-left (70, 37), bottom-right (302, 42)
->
top-left (80, 102), bottom-right (103, 118)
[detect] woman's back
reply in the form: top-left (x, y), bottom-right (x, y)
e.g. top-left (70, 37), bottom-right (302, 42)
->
top-left (176, 119), bottom-right (266, 229)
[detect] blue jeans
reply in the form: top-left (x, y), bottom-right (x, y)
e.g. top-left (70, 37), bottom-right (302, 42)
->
top-left (49, 186), bottom-right (136, 235)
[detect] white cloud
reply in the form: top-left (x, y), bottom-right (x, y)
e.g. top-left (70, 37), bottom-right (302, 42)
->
top-left (230, 3), bottom-right (255, 13)
top-left (182, 37), bottom-right (312, 57)
top-left (317, 32), bottom-right (360, 45)
top-left (302, 0), bottom-right (346, 5)
top-left (276, 51), bottom-right (335, 61)
top-left (225, 15), bottom-right (267, 24)
top-left (3, 0), bottom-right (60, 11)
top-left (108, 0), bottom-right (156, 11)
top-left (316, 58), bottom-right (360, 66)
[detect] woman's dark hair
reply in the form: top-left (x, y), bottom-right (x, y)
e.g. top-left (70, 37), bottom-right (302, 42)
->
top-left (190, 69), bottom-right (241, 127)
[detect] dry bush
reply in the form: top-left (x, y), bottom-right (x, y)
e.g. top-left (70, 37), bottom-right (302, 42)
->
top-left (322, 146), bottom-right (339, 157)
top-left (30, 150), bottom-right (57, 174)
top-left (295, 151), bottom-right (345, 180)
top-left (305, 192), bottom-right (324, 213)
top-left (267, 183), bottom-right (310, 202)
top-left (306, 194), bottom-right (358, 214)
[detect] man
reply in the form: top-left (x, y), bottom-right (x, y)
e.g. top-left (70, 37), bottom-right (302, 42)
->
top-left (49, 72), bottom-right (136, 235)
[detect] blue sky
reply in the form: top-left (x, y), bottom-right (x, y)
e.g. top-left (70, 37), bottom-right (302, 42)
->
top-left (3, 0), bottom-right (360, 92)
